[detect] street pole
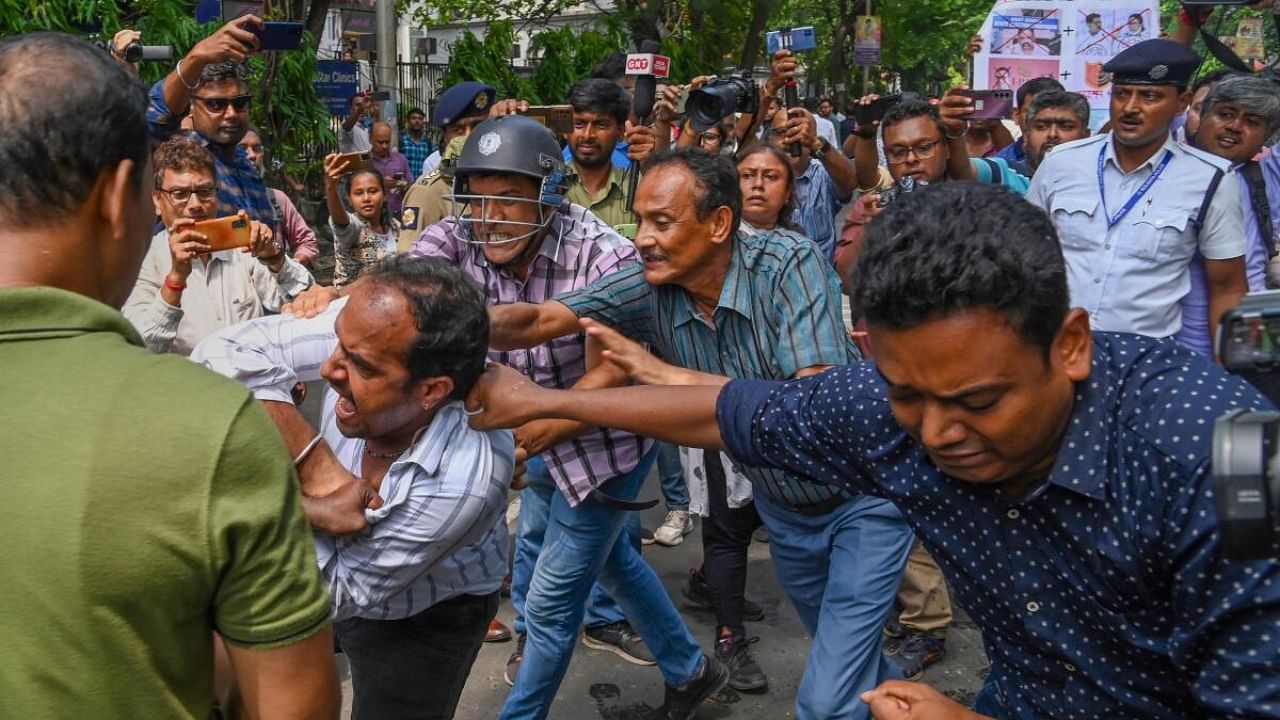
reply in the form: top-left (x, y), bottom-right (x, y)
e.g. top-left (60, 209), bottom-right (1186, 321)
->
top-left (375, 0), bottom-right (398, 144)
top-left (860, 0), bottom-right (872, 95)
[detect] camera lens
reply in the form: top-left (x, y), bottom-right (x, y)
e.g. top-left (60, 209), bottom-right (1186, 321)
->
top-left (687, 84), bottom-right (740, 132)
top-left (122, 42), bottom-right (143, 63)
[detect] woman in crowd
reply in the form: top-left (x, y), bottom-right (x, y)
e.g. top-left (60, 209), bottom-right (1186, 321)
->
top-left (324, 153), bottom-right (399, 287)
top-left (241, 127), bottom-right (320, 267)
top-left (736, 143), bottom-right (803, 236)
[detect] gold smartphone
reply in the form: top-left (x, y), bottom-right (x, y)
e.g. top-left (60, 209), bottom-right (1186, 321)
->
top-left (192, 215), bottom-right (252, 252)
top-left (335, 151), bottom-right (374, 173)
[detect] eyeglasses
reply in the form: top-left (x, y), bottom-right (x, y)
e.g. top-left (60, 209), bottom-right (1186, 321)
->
top-left (192, 95), bottom-right (252, 113)
top-left (886, 140), bottom-right (940, 164)
top-left (158, 186), bottom-right (217, 203)
top-left (700, 132), bottom-right (723, 143)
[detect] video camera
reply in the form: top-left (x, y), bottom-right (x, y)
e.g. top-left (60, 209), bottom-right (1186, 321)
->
top-left (92, 38), bottom-right (173, 62)
top-left (686, 71), bottom-right (758, 132)
top-left (1213, 290), bottom-right (1280, 559)
top-left (877, 175), bottom-right (926, 207)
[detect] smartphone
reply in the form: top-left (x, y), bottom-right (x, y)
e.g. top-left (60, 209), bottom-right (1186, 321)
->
top-left (526, 105), bottom-right (574, 136)
top-left (369, 90), bottom-right (392, 102)
top-left (957, 89), bottom-right (1014, 120)
top-left (335, 151), bottom-right (373, 173)
top-left (767, 26), bottom-right (818, 55)
top-left (247, 21), bottom-right (304, 51)
top-left (192, 215), bottom-right (251, 252)
top-left (853, 94), bottom-right (902, 127)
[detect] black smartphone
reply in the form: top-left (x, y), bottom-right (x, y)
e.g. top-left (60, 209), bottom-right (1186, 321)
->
top-left (853, 94), bottom-right (902, 127)
top-left (370, 90), bottom-right (392, 102)
top-left (248, 21), bottom-right (304, 51)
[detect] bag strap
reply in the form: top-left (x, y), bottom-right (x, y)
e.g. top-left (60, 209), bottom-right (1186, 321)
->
top-left (1242, 160), bottom-right (1276, 257)
top-left (1194, 167), bottom-right (1225, 233)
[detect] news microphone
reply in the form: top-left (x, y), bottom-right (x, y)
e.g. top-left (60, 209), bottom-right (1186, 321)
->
top-left (625, 40), bottom-right (669, 124)
top-left (624, 40), bottom-right (669, 212)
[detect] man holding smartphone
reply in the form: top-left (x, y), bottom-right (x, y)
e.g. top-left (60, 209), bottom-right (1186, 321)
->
top-left (371, 121), bottom-right (412, 215)
top-left (146, 15), bottom-right (275, 225)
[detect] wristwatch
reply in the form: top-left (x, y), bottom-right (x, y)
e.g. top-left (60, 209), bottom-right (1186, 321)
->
top-left (815, 137), bottom-right (833, 157)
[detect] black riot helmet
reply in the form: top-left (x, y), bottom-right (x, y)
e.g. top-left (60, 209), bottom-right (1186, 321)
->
top-left (451, 115), bottom-right (570, 205)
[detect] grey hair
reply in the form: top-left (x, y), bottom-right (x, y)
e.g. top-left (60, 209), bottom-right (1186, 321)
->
top-left (1201, 75), bottom-right (1280, 142)
top-left (1025, 90), bottom-right (1090, 128)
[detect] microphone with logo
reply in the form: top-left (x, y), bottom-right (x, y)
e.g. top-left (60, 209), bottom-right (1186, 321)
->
top-left (624, 40), bottom-right (670, 210)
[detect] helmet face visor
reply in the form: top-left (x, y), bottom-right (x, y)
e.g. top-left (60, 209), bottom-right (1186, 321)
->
top-left (446, 192), bottom-right (553, 246)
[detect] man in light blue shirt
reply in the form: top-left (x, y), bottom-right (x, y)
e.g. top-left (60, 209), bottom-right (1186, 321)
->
top-left (1177, 75), bottom-right (1278, 356)
top-left (1026, 39), bottom-right (1247, 342)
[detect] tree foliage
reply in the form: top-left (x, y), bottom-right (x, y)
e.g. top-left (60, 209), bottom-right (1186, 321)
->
top-left (0, 0), bottom-right (335, 190)
top-left (528, 21), bottom-right (628, 101)
top-left (439, 20), bottom-right (537, 99)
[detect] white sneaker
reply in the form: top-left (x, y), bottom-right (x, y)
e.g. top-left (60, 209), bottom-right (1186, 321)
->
top-left (653, 510), bottom-right (694, 547)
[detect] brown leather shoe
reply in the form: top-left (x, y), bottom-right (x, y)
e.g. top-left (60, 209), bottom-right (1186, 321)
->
top-left (485, 618), bottom-right (513, 643)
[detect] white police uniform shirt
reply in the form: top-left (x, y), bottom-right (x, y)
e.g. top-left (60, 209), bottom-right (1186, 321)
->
top-left (1026, 133), bottom-right (1244, 338)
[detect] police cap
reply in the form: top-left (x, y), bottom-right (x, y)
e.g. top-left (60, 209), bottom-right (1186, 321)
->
top-left (1103, 39), bottom-right (1201, 87)
top-left (433, 81), bottom-right (496, 129)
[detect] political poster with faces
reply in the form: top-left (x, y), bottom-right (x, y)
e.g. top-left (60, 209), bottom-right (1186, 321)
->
top-left (974, 0), bottom-right (1160, 112)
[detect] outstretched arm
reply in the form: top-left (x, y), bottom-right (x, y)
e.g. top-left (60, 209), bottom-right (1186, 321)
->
top-left (466, 363), bottom-right (728, 450)
top-left (488, 300), bottom-right (582, 351)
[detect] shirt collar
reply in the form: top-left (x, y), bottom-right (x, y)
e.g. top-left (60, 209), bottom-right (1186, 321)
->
top-left (567, 162), bottom-right (628, 197)
top-left (0, 286), bottom-right (143, 347)
top-left (390, 401), bottom-right (470, 476)
top-left (1039, 342), bottom-right (1119, 501)
top-left (671, 230), bottom-right (754, 328)
top-left (1104, 132), bottom-right (1176, 173)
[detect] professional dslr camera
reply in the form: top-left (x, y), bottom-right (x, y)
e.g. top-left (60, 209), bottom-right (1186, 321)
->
top-left (686, 71), bottom-right (758, 132)
top-left (1213, 291), bottom-right (1280, 559)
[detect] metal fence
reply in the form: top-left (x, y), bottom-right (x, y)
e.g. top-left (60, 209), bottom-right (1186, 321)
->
top-left (396, 61), bottom-right (449, 119)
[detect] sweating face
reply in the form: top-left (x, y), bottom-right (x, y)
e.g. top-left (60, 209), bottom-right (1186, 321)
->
top-left (1110, 84), bottom-right (1188, 149)
top-left (632, 163), bottom-right (733, 287)
top-left (872, 307), bottom-right (1091, 491)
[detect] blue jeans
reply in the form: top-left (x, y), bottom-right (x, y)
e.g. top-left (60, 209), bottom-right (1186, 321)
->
top-left (972, 676), bottom-right (1011, 719)
top-left (500, 450), bottom-right (703, 720)
top-left (511, 455), bottom-right (629, 634)
top-left (656, 442), bottom-right (689, 511)
top-left (755, 492), bottom-right (914, 720)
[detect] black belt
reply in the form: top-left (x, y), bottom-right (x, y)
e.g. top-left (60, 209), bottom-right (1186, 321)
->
top-left (591, 487), bottom-right (660, 511)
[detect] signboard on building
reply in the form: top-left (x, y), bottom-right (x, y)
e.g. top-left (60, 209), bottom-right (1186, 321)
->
top-left (315, 60), bottom-right (359, 115)
top-left (854, 15), bottom-right (882, 65)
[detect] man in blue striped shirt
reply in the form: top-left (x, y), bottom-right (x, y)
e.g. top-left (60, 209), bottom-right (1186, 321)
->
top-left (485, 148), bottom-right (914, 720)
top-left (195, 257), bottom-right (513, 720)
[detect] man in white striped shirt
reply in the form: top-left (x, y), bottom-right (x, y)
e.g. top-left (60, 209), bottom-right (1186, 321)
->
top-left (194, 257), bottom-right (513, 720)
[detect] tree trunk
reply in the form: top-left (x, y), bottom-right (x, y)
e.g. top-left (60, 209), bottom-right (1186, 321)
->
top-left (738, 0), bottom-right (770, 69)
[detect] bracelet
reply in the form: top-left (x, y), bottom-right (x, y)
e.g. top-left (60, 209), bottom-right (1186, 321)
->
top-left (175, 58), bottom-right (200, 91)
top-left (163, 277), bottom-right (186, 292)
top-left (293, 433), bottom-right (324, 467)
top-left (945, 121), bottom-right (971, 140)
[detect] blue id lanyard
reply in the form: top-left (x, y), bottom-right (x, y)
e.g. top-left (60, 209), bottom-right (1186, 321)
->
top-left (1097, 142), bottom-right (1173, 230)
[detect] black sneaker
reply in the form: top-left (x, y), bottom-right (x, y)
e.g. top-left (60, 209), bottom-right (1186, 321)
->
top-left (681, 569), bottom-right (765, 622)
top-left (715, 632), bottom-right (768, 692)
top-left (582, 620), bottom-right (657, 666)
top-left (887, 630), bottom-right (946, 681)
top-left (656, 654), bottom-right (730, 720)
top-left (504, 633), bottom-right (526, 687)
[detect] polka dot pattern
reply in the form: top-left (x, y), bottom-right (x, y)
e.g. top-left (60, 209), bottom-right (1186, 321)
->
top-left (717, 332), bottom-right (1280, 717)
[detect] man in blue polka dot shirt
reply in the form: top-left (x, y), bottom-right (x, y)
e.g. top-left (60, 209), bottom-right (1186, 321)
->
top-left (468, 182), bottom-right (1280, 719)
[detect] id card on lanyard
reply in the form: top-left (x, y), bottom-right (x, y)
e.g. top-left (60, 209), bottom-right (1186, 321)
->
top-left (1098, 143), bottom-right (1174, 231)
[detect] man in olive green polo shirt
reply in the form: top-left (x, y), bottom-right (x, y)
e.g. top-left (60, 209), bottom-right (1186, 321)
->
top-left (565, 78), bottom-right (638, 237)
top-left (0, 32), bottom-right (340, 719)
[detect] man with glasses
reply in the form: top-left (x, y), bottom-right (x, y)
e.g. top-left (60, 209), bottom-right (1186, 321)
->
top-left (146, 16), bottom-right (275, 224)
top-left (765, 105), bottom-right (857, 261)
top-left (124, 136), bottom-right (313, 356)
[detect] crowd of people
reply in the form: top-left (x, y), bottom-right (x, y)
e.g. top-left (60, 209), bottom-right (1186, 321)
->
top-left (3, 5), bottom-right (1280, 719)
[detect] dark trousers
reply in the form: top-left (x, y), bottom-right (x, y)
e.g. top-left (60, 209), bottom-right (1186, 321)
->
top-left (701, 451), bottom-right (762, 635)
top-left (335, 591), bottom-right (499, 720)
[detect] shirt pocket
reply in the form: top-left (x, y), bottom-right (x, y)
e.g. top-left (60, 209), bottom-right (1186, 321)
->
top-left (1126, 210), bottom-right (1192, 261)
top-left (1049, 195), bottom-right (1100, 252)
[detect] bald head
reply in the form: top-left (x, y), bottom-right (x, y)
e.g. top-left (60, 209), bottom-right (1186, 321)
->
top-left (371, 122), bottom-right (393, 157)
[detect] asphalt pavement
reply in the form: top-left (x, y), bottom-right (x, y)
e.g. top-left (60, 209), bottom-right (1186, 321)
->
top-left (335, 495), bottom-right (989, 719)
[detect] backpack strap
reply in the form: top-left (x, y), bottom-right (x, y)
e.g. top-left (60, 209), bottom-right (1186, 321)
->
top-left (1242, 160), bottom-right (1275, 257)
top-left (1194, 167), bottom-right (1225, 234)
